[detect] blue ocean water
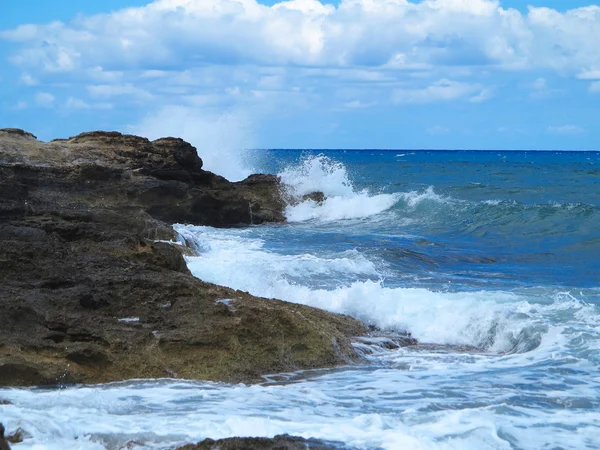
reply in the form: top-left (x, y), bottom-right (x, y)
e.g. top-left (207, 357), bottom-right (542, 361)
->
top-left (2, 150), bottom-right (599, 449)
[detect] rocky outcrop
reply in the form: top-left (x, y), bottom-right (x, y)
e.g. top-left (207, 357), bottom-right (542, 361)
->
top-left (0, 128), bottom-right (284, 226)
top-left (177, 434), bottom-right (351, 450)
top-left (0, 129), bottom-right (368, 386)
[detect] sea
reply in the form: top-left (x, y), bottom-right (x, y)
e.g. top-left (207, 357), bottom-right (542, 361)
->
top-left (1, 149), bottom-right (599, 449)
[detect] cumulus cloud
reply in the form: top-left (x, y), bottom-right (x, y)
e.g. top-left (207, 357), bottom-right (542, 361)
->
top-left (2, 0), bottom-right (600, 147)
top-left (2, 0), bottom-right (599, 74)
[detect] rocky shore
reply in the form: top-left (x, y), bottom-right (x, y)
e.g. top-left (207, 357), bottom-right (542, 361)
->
top-left (0, 128), bottom-right (370, 387)
top-left (176, 434), bottom-right (352, 449)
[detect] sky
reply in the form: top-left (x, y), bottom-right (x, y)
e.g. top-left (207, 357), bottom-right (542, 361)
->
top-left (0, 0), bottom-right (599, 150)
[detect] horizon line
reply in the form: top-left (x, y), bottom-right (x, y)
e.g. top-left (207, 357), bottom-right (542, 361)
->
top-left (253, 148), bottom-right (600, 152)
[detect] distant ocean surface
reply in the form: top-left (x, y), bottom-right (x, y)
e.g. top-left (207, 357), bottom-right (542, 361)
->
top-left (2, 150), bottom-right (600, 449)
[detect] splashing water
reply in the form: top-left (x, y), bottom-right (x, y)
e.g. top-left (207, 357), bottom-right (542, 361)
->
top-left (133, 106), bottom-right (257, 181)
top-left (279, 154), bottom-right (399, 222)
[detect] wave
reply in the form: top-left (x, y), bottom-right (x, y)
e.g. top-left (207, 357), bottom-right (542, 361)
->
top-left (278, 154), bottom-right (399, 222)
top-left (175, 225), bottom-right (597, 355)
top-left (275, 153), bottom-right (598, 240)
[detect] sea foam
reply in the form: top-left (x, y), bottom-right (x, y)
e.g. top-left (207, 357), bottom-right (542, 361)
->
top-left (174, 224), bottom-right (593, 355)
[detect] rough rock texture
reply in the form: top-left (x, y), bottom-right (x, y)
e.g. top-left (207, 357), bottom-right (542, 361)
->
top-left (0, 128), bottom-right (284, 226)
top-left (0, 129), bottom-right (367, 386)
top-left (0, 424), bottom-right (10, 450)
top-left (177, 434), bottom-right (351, 450)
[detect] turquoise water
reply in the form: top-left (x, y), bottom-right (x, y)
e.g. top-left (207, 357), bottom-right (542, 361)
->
top-left (2, 150), bottom-right (599, 449)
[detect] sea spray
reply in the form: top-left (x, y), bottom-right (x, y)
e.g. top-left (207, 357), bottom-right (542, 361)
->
top-left (279, 154), bottom-right (400, 222)
top-left (133, 107), bottom-right (257, 181)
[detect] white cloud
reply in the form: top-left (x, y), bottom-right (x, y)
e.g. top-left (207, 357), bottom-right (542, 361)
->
top-left (35, 92), bottom-right (55, 107)
top-left (65, 97), bottom-right (114, 110)
top-left (2, 0), bottom-right (598, 126)
top-left (547, 125), bottom-right (586, 134)
top-left (428, 125), bottom-right (450, 135)
top-left (469, 88), bottom-right (494, 103)
top-left (577, 69), bottom-right (600, 80)
top-left (531, 77), bottom-right (547, 91)
top-left (20, 73), bottom-right (38, 85)
top-left (87, 83), bottom-right (152, 99)
top-left (343, 100), bottom-right (375, 109)
top-left (65, 97), bottom-right (91, 109)
top-left (528, 76), bottom-right (564, 99)
top-left (589, 81), bottom-right (600, 93)
top-left (2, 0), bottom-right (599, 74)
top-left (393, 79), bottom-right (486, 104)
top-left (11, 101), bottom-right (28, 110)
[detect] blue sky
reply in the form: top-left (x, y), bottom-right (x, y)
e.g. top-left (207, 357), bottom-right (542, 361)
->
top-left (1, 0), bottom-right (599, 150)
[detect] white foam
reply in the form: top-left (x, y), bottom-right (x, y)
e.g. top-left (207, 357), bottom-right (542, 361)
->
top-left (398, 186), bottom-right (450, 209)
top-left (174, 225), bottom-right (598, 354)
top-left (176, 225), bottom-right (380, 289)
top-left (279, 154), bottom-right (399, 222)
top-left (286, 192), bottom-right (400, 222)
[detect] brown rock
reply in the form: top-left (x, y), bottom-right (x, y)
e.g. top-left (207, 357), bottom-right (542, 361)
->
top-left (0, 423), bottom-right (11, 450)
top-left (177, 434), bottom-right (350, 450)
top-left (0, 129), bottom-right (367, 386)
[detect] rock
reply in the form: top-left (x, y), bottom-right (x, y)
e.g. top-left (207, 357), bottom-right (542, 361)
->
top-left (0, 423), bottom-right (10, 450)
top-left (0, 129), bottom-right (284, 226)
top-left (302, 191), bottom-right (326, 204)
top-left (283, 189), bottom-right (327, 206)
top-left (0, 130), bottom-right (368, 386)
top-left (177, 434), bottom-right (352, 450)
top-left (6, 428), bottom-right (26, 445)
top-left (0, 128), bottom-right (36, 140)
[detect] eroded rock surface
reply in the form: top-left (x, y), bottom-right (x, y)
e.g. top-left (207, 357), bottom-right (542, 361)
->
top-left (0, 129), bottom-right (367, 386)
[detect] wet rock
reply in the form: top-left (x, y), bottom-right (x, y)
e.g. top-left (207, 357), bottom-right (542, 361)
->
top-left (283, 189), bottom-right (327, 206)
top-left (6, 428), bottom-right (26, 445)
top-left (0, 423), bottom-right (11, 450)
top-left (0, 130), bottom-right (367, 386)
top-left (302, 191), bottom-right (326, 204)
top-left (177, 434), bottom-right (352, 450)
